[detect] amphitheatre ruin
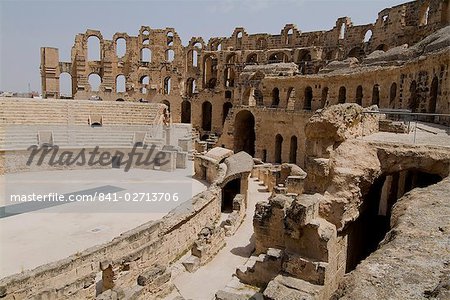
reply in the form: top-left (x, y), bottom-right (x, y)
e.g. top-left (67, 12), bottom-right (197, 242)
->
top-left (0, 0), bottom-right (449, 299)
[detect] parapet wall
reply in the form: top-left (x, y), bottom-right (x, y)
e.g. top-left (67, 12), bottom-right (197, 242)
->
top-left (0, 182), bottom-right (222, 299)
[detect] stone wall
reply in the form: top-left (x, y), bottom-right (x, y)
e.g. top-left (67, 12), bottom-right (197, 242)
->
top-left (0, 185), bottom-right (221, 299)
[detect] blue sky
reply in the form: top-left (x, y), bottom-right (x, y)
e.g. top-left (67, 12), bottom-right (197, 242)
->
top-left (0, 0), bottom-right (407, 93)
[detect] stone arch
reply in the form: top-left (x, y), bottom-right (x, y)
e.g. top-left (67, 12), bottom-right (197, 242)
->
top-left (186, 78), bottom-right (196, 97)
top-left (87, 36), bottom-right (100, 61)
top-left (347, 47), bottom-right (365, 59)
top-left (429, 76), bottom-right (438, 113)
top-left (116, 74), bottom-right (126, 93)
top-left (339, 23), bottom-right (346, 39)
top-left (408, 80), bottom-right (418, 112)
top-left (139, 75), bottom-right (150, 94)
top-left (356, 85), bottom-right (363, 106)
top-left (166, 49), bottom-right (175, 62)
top-left (289, 135), bottom-right (297, 164)
top-left (202, 101), bottom-right (212, 131)
top-left (115, 38), bottom-right (126, 58)
top-left (271, 88), bottom-right (280, 107)
top-left (268, 52), bottom-right (288, 64)
top-left (223, 102), bottom-right (233, 124)
top-left (222, 178), bottom-right (240, 213)
top-left (181, 100), bottom-right (191, 123)
top-left (224, 67), bottom-right (235, 88)
top-left (141, 48), bottom-right (151, 62)
top-left (304, 86), bottom-right (313, 110)
top-left (321, 87), bottom-right (329, 108)
top-left (234, 110), bottom-right (255, 156)
top-left (59, 72), bottom-right (73, 98)
top-left (88, 73), bottom-right (101, 92)
top-left (363, 29), bottom-right (373, 43)
top-left (275, 134), bottom-right (283, 164)
top-left (297, 49), bottom-right (311, 62)
top-left (203, 54), bottom-right (218, 88)
top-left (163, 77), bottom-right (171, 95)
top-left (389, 82), bottom-right (397, 108)
top-left (167, 31), bottom-right (174, 46)
top-left (338, 86), bottom-right (346, 104)
top-left (246, 53), bottom-right (258, 64)
top-left (372, 84), bottom-right (380, 106)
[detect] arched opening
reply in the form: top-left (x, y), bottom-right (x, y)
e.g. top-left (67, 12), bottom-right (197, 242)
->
top-left (167, 31), bottom-right (174, 46)
top-left (161, 100), bottom-right (170, 113)
top-left (271, 88), bottom-right (280, 107)
top-left (186, 78), bottom-right (196, 97)
top-left (429, 76), bottom-right (438, 113)
top-left (116, 75), bottom-right (126, 93)
top-left (222, 178), bottom-right (241, 213)
top-left (88, 73), bottom-right (101, 92)
top-left (321, 87), bottom-right (328, 108)
top-left (223, 102), bottom-right (233, 125)
top-left (345, 169), bottom-right (442, 272)
top-left (224, 67), bottom-right (235, 87)
top-left (236, 31), bottom-right (243, 48)
top-left (286, 87), bottom-right (296, 109)
top-left (181, 100), bottom-right (191, 123)
top-left (163, 77), bottom-right (171, 95)
top-left (275, 134), bottom-right (283, 164)
top-left (143, 38), bottom-right (149, 45)
top-left (166, 49), bottom-right (175, 62)
top-left (225, 90), bottom-right (232, 99)
top-left (356, 85), bottom-right (363, 106)
top-left (262, 149), bottom-right (267, 162)
top-left (226, 53), bottom-right (237, 64)
top-left (297, 49), bottom-right (312, 62)
top-left (389, 82), bottom-right (397, 108)
top-left (202, 101), bottom-right (212, 131)
top-left (372, 84), bottom-right (380, 106)
top-left (141, 48), bottom-right (151, 63)
top-left (286, 28), bottom-right (294, 45)
top-left (116, 38), bottom-right (126, 58)
top-left (246, 53), bottom-right (258, 64)
top-left (363, 30), bottom-right (372, 43)
top-left (59, 72), bottom-right (72, 98)
top-left (192, 50), bottom-right (198, 67)
top-left (204, 55), bottom-right (218, 88)
top-left (140, 75), bottom-right (150, 94)
top-left (234, 110), bottom-right (255, 156)
top-left (304, 86), bottom-right (313, 110)
top-left (289, 136), bottom-right (297, 163)
top-left (268, 52), bottom-right (288, 64)
top-left (338, 86), bottom-right (346, 104)
top-left (339, 23), bottom-right (346, 39)
top-left (116, 98), bottom-right (125, 102)
top-left (408, 80), bottom-right (418, 112)
top-left (347, 47), bottom-right (365, 59)
top-left (87, 36), bottom-right (100, 61)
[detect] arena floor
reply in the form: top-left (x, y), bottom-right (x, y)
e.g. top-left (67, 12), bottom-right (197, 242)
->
top-left (0, 163), bottom-right (208, 278)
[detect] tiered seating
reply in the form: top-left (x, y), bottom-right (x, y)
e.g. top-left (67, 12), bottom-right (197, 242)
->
top-left (0, 98), bottom-right (166, 150)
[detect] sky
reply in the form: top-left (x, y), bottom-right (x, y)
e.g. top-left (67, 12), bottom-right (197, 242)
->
top-left (0, 0), bottom-right (408, 93)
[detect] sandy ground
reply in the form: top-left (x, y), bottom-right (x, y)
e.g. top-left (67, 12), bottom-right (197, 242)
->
top-left (0, 164), bottom-right (207, 278)
top-left (165, 177), bottom-right (270, 300)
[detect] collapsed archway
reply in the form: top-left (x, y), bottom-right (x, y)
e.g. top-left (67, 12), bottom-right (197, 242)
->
top-left (234, 110), bottom-right (255, 156)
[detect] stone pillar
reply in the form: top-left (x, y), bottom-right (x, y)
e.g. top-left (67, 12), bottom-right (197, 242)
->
top-left (379, 175), bottom-right (393, 216)
top-left (397, 170), bottom-right (407, 199)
